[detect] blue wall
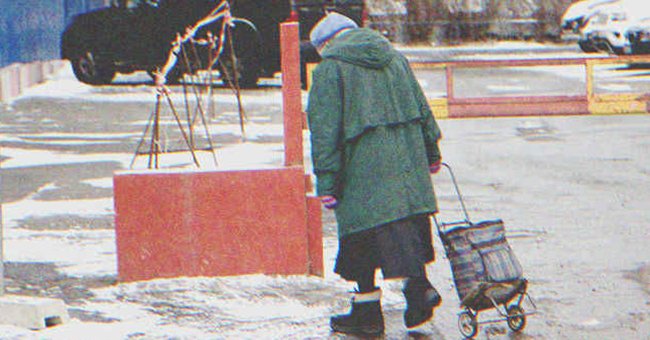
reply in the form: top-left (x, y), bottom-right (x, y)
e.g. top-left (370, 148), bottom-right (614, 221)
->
top-left (0, 0), bottom-right (109, 68)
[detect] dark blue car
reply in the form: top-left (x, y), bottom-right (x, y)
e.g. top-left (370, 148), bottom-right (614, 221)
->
top-left (61, 0), bottom-right (365, 86)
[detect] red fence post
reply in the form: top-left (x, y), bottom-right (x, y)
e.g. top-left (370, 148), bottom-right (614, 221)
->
top-left (445, 64), bottom-right (454, 102)
top-left (280, 22), bottom-right (303, 167)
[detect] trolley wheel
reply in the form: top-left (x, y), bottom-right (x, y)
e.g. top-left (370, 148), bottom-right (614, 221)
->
top-left (507, 305), bottom-right (526, 332)
top-left (458, 310), bottom-right (478, 338)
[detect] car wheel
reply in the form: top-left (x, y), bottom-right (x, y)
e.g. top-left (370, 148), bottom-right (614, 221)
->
top-left (71, 50), bottom-right (116, 85)
top-left (219, 23), bottom-right (261, 89)
top-left (220, 53), bottom-right (260, 88)
top-left (165, 66), bottom-right (184, 85)
top-left (578, 40), bottom-right (598, 53)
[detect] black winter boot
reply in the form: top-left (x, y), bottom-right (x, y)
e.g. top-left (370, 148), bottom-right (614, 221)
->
top-left (403, 277), bottom-right (442, 329)
top-left (330, 289), bottom-right (384, 336)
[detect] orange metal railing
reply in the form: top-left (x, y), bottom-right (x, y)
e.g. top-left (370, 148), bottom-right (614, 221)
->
top-left (411, 55), bottom-right (650, 118)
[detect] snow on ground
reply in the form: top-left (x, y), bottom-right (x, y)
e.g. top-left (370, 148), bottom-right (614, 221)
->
top-left (1, 51), bottom-right (650, 338)
top-left (3, 112), bottom-right (649, 338)
top-left (0, 147), bottom-right (134, 170)
top-left (5, 228), bottom-right (116, 277)
top-left (18, 67), bottom-right (289, 105)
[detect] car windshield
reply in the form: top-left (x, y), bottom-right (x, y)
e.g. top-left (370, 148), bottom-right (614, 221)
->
top-left (118, 0), bottom-right (158, 9)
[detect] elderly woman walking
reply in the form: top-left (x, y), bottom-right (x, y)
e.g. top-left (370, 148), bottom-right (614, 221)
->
top-left (306, 12), bottom-right (444, 336)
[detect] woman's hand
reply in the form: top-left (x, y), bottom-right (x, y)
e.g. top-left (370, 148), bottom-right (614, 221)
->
top-left (429, 160), bottom-right (442, 174)
top-left (321, 195), bottom-right (338, 209)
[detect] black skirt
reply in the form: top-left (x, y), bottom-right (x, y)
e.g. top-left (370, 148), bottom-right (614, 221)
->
top-left (334, 214), bottom-right (435, 281)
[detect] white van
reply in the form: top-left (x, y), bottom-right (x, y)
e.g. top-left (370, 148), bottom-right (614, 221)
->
top-left (580, 2), bottom-right (632, 54)
top-left (565, 0), bottom-right (647, 54)
top-left (561, 0), bottom-right (619, 33)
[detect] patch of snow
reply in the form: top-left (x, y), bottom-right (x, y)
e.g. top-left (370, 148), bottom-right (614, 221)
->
top-left (0, 147), bottom-right (133, 169)
top-left (3, 196), bottom-right (113, 230)
top-left (18, 139), bottom-right (119, 146)
top-left (0, 325), bottom-right (36, 339)
top-left (487, 84), bottom-right (528, 93)
top-left (4, 229), bottom-right (116, 277)
top-left (580, 318), bottom-right (602, 327)
top-left (598, 83), bottom-right (633, 92)
top-left (80, 178), bottom-right (114, 189)
top-left (19, 132), bottom-right (140, 139)
top-left (19, 66), bottom-right (284, 105)
top-left (39, 318), bottom-right (164, 340)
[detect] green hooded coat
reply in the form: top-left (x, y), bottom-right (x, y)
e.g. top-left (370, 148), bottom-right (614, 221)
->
top-left (307, 28), bottom-right (442, 238)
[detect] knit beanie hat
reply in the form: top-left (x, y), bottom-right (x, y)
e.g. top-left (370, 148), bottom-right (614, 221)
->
top-left (309, 12), bottom-right (359, 49)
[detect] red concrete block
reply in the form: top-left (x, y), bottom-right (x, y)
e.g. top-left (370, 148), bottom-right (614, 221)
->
top-left (114, 167), bottom-right (323, 282)
top-left (306, 196), bottom-right (323, 277)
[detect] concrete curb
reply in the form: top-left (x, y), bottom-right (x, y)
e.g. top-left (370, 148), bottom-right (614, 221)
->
top-left (0, 60), bottom-right (67, 103)
top-left (0, 295), bottom-right (69, 330)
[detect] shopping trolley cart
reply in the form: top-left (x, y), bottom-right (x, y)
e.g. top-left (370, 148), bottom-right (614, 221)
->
top-left (433, 163), bottom-right (537, 338)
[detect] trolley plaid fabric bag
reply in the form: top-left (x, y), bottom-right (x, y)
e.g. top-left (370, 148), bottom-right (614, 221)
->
top-left (433, 163), bottom-right (535, 337)
top-left (439, 219), bottom-right (524, 302)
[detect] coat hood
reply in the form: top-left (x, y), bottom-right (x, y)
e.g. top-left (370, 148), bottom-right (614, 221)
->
top-left (320, 28), bottom-right (396, 69)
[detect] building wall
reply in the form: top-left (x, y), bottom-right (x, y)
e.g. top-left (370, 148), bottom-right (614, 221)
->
top-left (0, 0), bottom-right (110, 68)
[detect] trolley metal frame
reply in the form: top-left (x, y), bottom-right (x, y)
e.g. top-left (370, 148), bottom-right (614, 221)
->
top-left (433, 163), bottom-right (537, 338)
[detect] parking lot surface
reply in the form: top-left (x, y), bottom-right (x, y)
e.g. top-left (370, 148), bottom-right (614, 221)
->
top-left (0, 59), bottom-right (649, 339)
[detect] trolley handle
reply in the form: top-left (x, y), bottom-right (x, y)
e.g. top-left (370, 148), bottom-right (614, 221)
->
top-left (432, 163), bottom-right (472, 232)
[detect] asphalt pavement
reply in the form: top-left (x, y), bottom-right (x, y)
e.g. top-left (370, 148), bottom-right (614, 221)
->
top-left (0, 44), bottom-right (649, 339)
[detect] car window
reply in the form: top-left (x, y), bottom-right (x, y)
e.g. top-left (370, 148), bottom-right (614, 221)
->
top-left (592, 13), bottom-right (609, 25)
top-left (124, 0), bottom-right (158, 9)
top-left (143, 0), bottom-right (160, 7)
